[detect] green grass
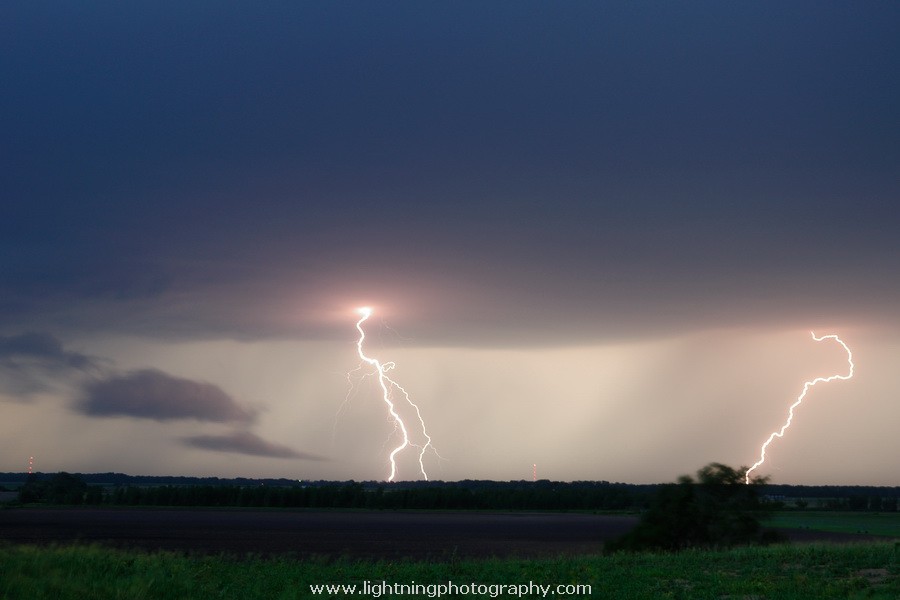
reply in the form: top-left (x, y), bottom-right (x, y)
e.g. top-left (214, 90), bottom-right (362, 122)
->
top-left (1, 542), bottom-right (898, 599)
top-left (767, 511), bottom-right (900, 538)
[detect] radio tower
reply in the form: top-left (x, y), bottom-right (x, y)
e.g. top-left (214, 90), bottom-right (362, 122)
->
top-left (28, 456), bottom-right (34, 474)
top-left (532, 463), bottom-right (537, 482)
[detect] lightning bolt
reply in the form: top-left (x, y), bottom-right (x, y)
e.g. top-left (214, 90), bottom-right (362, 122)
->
top-left (744, 332), bottom-right (854, 484)
top-left (350, 307), bottom-right (440, 481)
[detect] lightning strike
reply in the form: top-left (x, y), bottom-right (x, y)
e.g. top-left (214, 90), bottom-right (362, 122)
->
top-left (349, 307), bottom-right (440, 481)
top-left (744, 332), bottom-right (854, 484)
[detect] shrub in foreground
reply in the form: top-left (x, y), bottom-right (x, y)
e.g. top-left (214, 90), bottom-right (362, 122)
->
top-left (607, 462), bottom-right (781, 552)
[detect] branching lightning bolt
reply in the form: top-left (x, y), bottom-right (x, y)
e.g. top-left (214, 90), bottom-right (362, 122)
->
top-left (744, 332), bottom-right (854, 484)
top-left (350, 307), bottom-right (440, 481)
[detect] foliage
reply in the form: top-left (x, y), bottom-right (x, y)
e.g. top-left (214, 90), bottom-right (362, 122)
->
top-left (8, 470), bottom-right (900, 512)
top-left (0, 542), bottom-right (897, 599)
top-left (31, 478), bottom-right (657, 511)
top-left (606, 462), bottom-right (778, 553)
top-left (18, 472), bottom-right (90, 505)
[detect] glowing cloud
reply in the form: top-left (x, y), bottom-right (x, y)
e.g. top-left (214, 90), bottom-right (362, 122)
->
top-left (745, 332), bottom-right (854, 484)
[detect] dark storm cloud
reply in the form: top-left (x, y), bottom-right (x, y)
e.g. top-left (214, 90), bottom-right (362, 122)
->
top-left (2, 3), bottom-right (899, 345)
top-left (75, 366), bottom-right (323, 463)
top-left (0, 332), bottom-right (100, 395)
top-left (0, 332), bottom-right (97, 370)
top-left (78, 369), bottom-right (255, 423)
top-left (183, 430), bottom-right (323, 460)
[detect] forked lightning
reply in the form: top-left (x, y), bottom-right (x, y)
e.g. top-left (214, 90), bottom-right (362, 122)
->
top-left (351, 307), bottom-right (439, 481)
top-left (745, 332), bottom-right (854, 484)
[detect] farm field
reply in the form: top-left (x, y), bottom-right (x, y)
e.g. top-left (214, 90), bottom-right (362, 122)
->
top-left (1, 507), bottom-right (897, 598)
top-left (1, 541), bottom-right (897, 599)
top-left (0, 508), bottom-right (638, 559)
top-left (1, 507), bottom-right (895, 559)
top-left (765, 511), bottom-right (900, 538)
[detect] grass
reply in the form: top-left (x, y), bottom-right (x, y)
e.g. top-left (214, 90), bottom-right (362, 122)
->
top-left (0, 542), bottom-right (898, 599)
top-left (766, 511), bottom-right (900, 538)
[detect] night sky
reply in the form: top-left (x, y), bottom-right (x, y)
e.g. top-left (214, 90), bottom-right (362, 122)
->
top-left (3, 3), bottom-right (899, 484)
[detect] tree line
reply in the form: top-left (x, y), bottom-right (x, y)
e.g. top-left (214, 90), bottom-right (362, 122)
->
top-left (12, 473), bottom-right (654, 510)
top-left (7, 471), bottom-right (899, 512)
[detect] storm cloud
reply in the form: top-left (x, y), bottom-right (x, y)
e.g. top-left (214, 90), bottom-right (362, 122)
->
top-left (2, 3), bottom-right (899, 348)
top-left (0, 332), bottom-right (95, 368)
top-left (0, 332), bottom-right (99, 395)
top-left (75, 368), bottom-right (322, 463)
top-left (78, 369), bottom-right (255, 423)
top-left (2, 4), bottom-right (899, 483)
top-left (184, 430), bottom-right (323, 460)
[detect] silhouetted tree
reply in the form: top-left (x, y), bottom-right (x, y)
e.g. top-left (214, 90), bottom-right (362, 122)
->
top-left (47, 472), bottom-right (88, 504)
top-left (849, 494), bottom-right (868, 511)
top-left (606, 462), bottom-right (777, 553)
top-left (17, 472), bottom-right (42, 503)
top-left (18, 472), bottom-right (88, 504)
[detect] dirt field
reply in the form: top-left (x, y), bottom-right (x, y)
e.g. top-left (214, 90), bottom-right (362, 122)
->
top-left (0, 508), bottom-right (638, 559)
top-left (0, 508), bottom-right (881, 560)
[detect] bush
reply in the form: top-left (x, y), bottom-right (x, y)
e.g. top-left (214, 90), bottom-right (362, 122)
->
top-left (18, 472), bottom-right (88, 504)
top-left (606, 462), bottom-right (778, 553)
